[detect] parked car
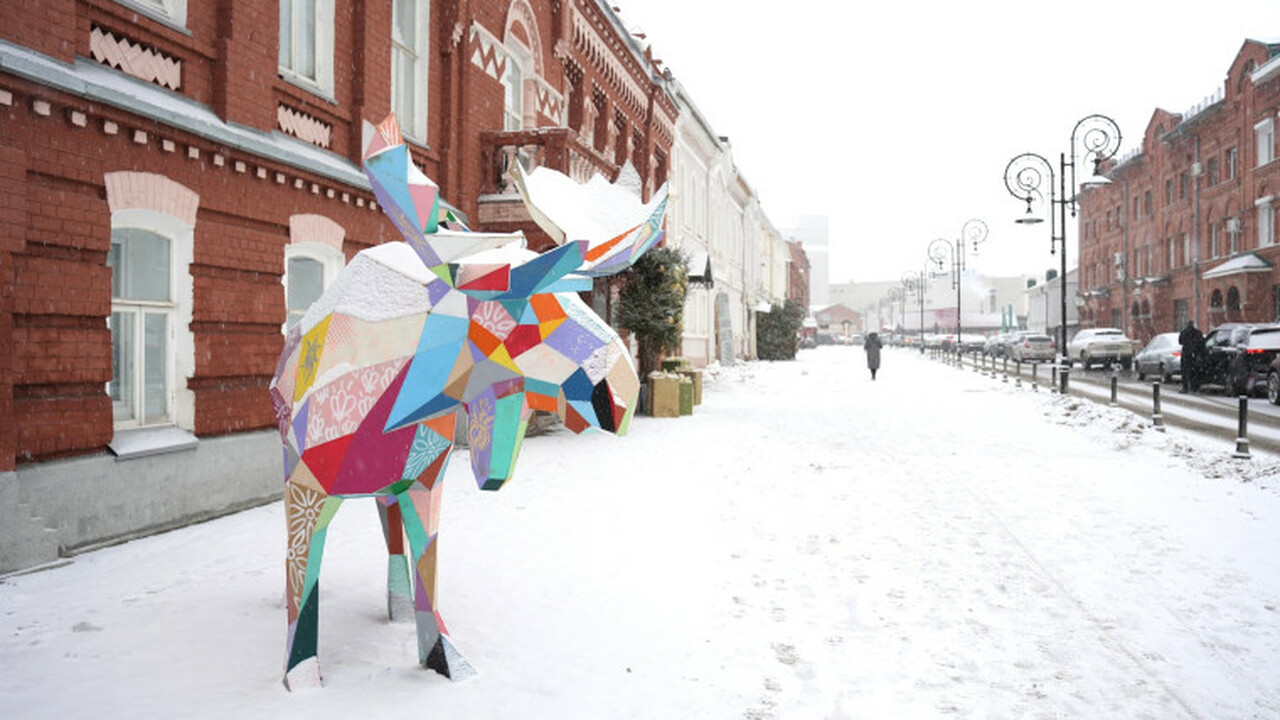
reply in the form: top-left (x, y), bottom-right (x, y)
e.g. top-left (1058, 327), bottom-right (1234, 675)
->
top-left (984, 332), bottom-right (1018, 357)
top-left (1065, 327), bottom-right (1134, 370)
top-left (958, 333), bottom-right (986, 353)
top-left (1133, 332), bottom-right (1182, 382)
top-left (1009, 331), bottom-right (1055, 363)
top-left (1202, 323), bottom-right (1280, 396)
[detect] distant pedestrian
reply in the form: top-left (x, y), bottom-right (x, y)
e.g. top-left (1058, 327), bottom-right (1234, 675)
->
top-left (865, 332), bottom-right (883, 380)
top-left (1178, 321), bottom-right (1205, 392)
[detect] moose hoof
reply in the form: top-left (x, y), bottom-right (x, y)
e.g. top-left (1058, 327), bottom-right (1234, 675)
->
top-left (425, 634), bottom-right (476, 681)
top-left (284, 657), bottom-right (323, 690)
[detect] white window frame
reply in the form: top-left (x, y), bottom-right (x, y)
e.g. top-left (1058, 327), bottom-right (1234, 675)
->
top-left (279, 0), bottom-right (336, 97)
top-left (283, 242), bottom-right (345, 333)
top-left (1210, 221), bottom-right (1220, 258)
top-left (502, 41), bottom-right (531, 132)
top-left (109, 208), bottom-right (195, 432)
top-left (116, 0), bottom-right (187, 28)
top-left (391, 0), bottom-right (430, 144)
top-left (1256, 118), bottom-right (1275, 167)
top-left (1258, 197), bottom-right (1275, 248)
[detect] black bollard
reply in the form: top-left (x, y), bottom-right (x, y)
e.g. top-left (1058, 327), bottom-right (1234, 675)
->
top-left (1060, 364), bottom-right (1069, 395)
top-left (1110, 373), bottom-right (1118, 406)
top-left (1031, 363), bottom-right (1038, 391)
top-left (1152, 380), bottom-right (1165, 431)
top-left (1233, 395), bottom-right (1251, 459)
top-left (1050, 364), bottom-right (1057, 393)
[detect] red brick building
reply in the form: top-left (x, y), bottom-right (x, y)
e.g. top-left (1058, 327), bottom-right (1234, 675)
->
top-left (0, 0), bottom-right (674, 572)
top-left (786, 239), bottom-right (810, 310)
top-left (1078, 39), bottom-right (1280, 345)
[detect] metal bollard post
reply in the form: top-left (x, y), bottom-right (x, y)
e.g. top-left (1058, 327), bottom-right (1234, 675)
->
top-left (1050, 364), bottom-right (1057, 393)
top-left (1110, 373), bottom-right (1118, 406)
top-left (1014, 360), bottom-right (1021, 387)
top-left (1060, 364), bottom-right (1069, 395)
top-left (1152, 380), bottom-right (1165, 431)
top-left (1233, 395), bottom-right (1251, 459)
top-left (1030, 363), bottom-right (1037, 391)
top-left (1002, 357), bottom-right (1009, 383)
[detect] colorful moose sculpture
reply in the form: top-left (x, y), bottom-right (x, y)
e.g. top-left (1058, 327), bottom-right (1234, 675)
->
top-left (269, 115), bottom-right (668, 688)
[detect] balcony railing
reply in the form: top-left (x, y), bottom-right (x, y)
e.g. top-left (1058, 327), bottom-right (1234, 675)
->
top-left (478, 128), bottom-right (621, 197)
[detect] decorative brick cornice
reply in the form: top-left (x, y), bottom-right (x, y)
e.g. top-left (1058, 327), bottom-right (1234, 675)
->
top-left (277, 104), bottom-right (332, 149)
top-left (89, 26), bottom-right (182, 91)
top-left (1, 84), bottom-right (377, 214)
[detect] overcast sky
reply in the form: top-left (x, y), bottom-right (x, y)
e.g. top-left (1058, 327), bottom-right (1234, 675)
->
top-left (616, 0), bottom-right (1280, 285)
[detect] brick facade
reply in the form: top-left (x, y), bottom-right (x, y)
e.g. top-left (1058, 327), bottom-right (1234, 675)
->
top-left (0, 1), bottom-right (673, 480)
top-left (1078, 40), bottom-right (1280, 346)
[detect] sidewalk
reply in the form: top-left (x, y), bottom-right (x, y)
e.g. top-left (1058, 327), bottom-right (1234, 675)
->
top-left (2, 347), bottom-right (1278, 719)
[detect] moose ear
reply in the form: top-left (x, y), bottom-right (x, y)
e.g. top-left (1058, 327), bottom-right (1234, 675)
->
top-left (508, 162), bottom-right (670, 278)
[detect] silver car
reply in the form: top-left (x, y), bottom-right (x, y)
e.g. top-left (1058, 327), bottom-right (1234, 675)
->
top-left (1009, 331), bottom-right (1055, 363)
top-left (1133, 332), bottom-right (1182, 382)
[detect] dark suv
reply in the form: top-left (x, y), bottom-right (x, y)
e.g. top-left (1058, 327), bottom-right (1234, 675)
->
top-left (1201, 323), bottom-right (1280, 396)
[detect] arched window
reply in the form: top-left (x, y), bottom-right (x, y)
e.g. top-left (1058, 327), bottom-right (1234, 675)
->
top-left (1227, 286), bottom-right (1241, 311)
top-left (284, 214), bottom-right (345, 331)
top-left (104, 172), bottom-right (197, 436)
top-left (109, 227), bottom-right (173, 426)
top-left (1210, 288), bottom-right (1224, 314)
top-left (1132, 302), bottom-right (1140, 320)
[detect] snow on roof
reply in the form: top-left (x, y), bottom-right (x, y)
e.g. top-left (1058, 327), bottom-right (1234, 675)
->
top-left (1202, 252), bottom-right (1273, 279)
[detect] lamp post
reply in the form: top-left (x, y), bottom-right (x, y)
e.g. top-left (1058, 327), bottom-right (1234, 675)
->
top-left (901, 271), bottom-right (919, 342)
top-left (928, 219), bottom-right (988, 358)
top-left (1004, 114), bottom-right (1122, 369)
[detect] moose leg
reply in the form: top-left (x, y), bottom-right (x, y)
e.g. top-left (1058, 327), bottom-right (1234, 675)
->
top-left (376, 496), bottom-right (415, 621)
top-left (397, 481), bottom-right (475, 679)
top-left (284, 484), bottom-right (342, 690)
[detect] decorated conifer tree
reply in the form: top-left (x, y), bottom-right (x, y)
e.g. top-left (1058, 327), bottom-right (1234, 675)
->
top-left (757, 299), bottom-right (805, 361)
top-left (616, 245), bottom-right (688, 377)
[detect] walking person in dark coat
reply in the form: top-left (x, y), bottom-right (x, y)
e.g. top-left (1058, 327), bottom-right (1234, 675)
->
top-left (1178, 321), bottom-right (1205, 392)
top-left (865, 331), bottom-right (883, 380)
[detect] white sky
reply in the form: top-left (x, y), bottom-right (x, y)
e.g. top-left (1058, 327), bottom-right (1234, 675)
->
top-left (616, 0), bottom-right (1280, 284)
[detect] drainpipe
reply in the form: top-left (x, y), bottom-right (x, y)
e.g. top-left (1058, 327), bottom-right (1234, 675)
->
top-left (1193, 135), bottom-right (1202, 326)
top-left (1123, 178), bottom-right (1131, 336)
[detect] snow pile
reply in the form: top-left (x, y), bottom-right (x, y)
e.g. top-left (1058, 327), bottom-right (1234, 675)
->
top-left (1043, 391), bottom-right (1280, 488)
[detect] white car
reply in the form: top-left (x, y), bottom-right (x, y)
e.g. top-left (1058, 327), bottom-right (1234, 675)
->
top-left (1066, 327), bottom-right (1135, 370)
top-left (1009, 331), bottom-right (1055, 363)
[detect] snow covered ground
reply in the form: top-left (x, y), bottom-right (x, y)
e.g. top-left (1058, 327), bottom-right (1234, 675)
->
top-left (2, 346), bottom-right (1278, 720)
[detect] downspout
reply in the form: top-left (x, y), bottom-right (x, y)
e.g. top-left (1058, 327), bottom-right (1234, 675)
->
top-left (1193, 134), bottom-right (1202, 326)
top-left (1123, 178), bottom-right (1130, 335)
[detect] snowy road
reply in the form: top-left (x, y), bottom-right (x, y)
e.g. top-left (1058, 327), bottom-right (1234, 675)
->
top-left (2, 346), bottom-right (1278, 719)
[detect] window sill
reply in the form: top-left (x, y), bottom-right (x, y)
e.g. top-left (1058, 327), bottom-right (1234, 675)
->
top-left (108, 426), bottom-right (199, 460)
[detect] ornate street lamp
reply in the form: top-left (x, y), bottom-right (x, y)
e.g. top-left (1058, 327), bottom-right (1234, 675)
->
top-left (901, 270), bottom-right (919, 341)
top-left (1004, 114), bottom-right (1121, 384)
top-left (927, 219), bottom-right (988, 357)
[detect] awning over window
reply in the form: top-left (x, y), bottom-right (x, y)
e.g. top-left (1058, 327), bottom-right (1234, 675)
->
top-left (687, 251), bottom-right (713, 287)
top-left (1203, 252), bottom-right (1272, 279)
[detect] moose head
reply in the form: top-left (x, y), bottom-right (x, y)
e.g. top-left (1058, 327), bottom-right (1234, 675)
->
top-left (269, 114), bottom-right (667, 688)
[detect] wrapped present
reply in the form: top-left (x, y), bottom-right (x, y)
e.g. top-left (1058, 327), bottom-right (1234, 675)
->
top-left (678, 376), bottom-right (694, 415)
top-left (648, 372), bottom-right (680, 417)
top-left (677, 368), bottom-right (702, 405)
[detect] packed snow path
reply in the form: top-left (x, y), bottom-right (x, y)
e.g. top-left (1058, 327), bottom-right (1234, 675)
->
top-left (2, 347), bottom-right (1277, 719)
